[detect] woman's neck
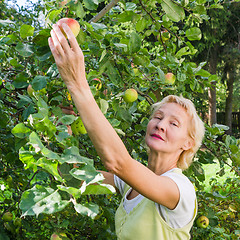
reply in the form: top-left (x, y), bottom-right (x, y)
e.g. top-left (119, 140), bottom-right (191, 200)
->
top-left (147, 151), bottom-right (179, 175)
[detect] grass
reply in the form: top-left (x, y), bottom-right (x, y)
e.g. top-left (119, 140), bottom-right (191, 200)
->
top-left (202, 161), bottom-right (236, 191)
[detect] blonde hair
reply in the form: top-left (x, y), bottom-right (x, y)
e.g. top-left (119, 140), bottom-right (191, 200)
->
top-left (150, 95), bottom-right (205, 170)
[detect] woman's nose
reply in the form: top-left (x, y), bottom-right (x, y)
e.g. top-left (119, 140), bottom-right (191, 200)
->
top-left (156, 119), bottom-right (166, 131)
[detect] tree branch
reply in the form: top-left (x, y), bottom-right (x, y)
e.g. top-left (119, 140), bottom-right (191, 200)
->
top-left (88, 0), bottom-right (121, 23)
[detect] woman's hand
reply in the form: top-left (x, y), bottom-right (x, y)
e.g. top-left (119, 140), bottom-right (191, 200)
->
top-left (48, 23), bottom-right (88, 94)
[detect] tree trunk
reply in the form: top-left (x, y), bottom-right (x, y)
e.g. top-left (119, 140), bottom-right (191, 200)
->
top-left (224, 65), bottom-right (235, 135)
top-left (208, 46), bottom-right (218, 126)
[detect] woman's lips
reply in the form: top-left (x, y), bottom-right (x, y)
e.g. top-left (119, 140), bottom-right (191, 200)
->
top-left (151, 134), bottom-right (164, 141)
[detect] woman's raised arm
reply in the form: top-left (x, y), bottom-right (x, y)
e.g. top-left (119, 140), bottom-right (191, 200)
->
top-left (48, 23), bottom-right (180, 210)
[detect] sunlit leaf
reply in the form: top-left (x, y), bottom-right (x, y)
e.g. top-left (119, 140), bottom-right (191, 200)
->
top-left (20, 185), bottom-right (69, 217)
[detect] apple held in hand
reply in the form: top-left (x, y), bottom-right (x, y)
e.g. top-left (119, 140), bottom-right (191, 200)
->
top-left (57, 18), bottom-right (80, 38)
top-left (123, 89), bottom-right (138, 103)
top-left (71, 116), bottom-right (87, 135)
top-left (196, 215), bottom-right (209, 228)
top-left (165, 72), bottom-right (176, 85)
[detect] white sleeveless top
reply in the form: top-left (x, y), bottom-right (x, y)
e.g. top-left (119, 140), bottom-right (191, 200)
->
top-left (114, 168), bottom-right (196, 229)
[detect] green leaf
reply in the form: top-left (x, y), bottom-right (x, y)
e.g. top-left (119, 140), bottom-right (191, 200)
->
top-left (15, 43), bottom-right (34, 57)
top-left (70, 164), bottom-right (103, 185)
top-left (32, 76), bottom-right (48, 91)
top-left (46, 9), bottom-right (62, 21)
top-left (83, 184), bottom-right (115, 195)
top-left (105, 61), bottom-right (122, 86)
top-left (195, 69), bottom-right (210, 77)
top-left (19, 148), bottom-right (38, 171)
top-left (57, 185), bottom-right (81, 199)
top-left (156, 67), bottom-right (165, 82)
top-left (29, 132), bottom-right (60, 160)
top-left (11, 123), bottom-right (31, 139)
top-left (37, 157), bottom-right (63, 182)
top-left (136, 17), bottom-right (148, 32)
top-left (74, 202), bottom-right (99, 219)
top-left (128, 32), bottom-right (141, 54)
top-left (117, 107), bottom-right (132, 123)
top-left (161, 0), bottom-right (185, 22)
top-left (75, 2), bottom-right (86, 19)
top-left (9, 58), bottom-right (24, 68)
top-left (20, 185), bottom-right (69, 217)
top-left (58, 115), bottom-right (77, 125)
top-left (125, 2), bottom-right (137, 11)
top-left (91, 23), bottom-right (107, 31)
top-left (83, 0), bottom-right (98, 10)
top-left (20, 24), bottom-right (35, 39)
top-left (100, 99), bottom-right (109, 114)
top-left (60, 146), bottom-right (93, 165)
top-left (186, 27), bottom-right (202, 41)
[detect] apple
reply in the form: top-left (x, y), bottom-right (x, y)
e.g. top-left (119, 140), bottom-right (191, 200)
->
top-left (92, 78), bottom-right (102, 90)
top-left (2, 212), bottom-right (13, 222)
top-left (165, 72), bottom-right (176, 85)
top-left (71, 116), bottom-right (87, 135)
top-left (27, 84), bottom-right (34, 97)
top-left (123, 88), bottom-right (138, 103)
top-left (196, 215), bottom-right (209, 228)
top-left (59, 0), bottom-right (70, 7)
top-left (51, 232), bottom-right (69, 240)
top-left (57, 18), bottom-right (80, 38)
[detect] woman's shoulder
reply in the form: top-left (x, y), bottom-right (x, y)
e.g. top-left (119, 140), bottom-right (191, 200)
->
top-left (162, 168), bottom-right (195, 190)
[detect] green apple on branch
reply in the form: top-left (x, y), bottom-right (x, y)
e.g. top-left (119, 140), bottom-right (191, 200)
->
top-left (123, 88), bottom-right (138, 103)
top-left (2, 212), bottom-right (13, 222)
top-left (196, 215), bottom-right (209, 228)
top-left (56, 18), bottom-right (80, 38)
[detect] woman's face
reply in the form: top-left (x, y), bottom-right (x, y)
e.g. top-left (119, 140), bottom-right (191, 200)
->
top-left (145, 102), bottom-right (192, 155)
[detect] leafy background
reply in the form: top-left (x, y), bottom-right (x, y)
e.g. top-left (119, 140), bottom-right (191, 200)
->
top-left (0, 0), bottom-right (239, 239)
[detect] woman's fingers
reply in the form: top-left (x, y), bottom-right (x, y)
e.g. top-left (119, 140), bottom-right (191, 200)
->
top-left (61, 23), bottom-right (81, 53)
top-left (51, 24), bottom-right (70, 55)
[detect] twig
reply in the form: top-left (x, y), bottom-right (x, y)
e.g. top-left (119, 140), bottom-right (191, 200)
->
top-left (88, 0), bottom-right (121, 23)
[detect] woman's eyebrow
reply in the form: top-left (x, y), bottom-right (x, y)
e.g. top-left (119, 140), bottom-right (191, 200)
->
top-left (155, 110), bottom-right (182, 123)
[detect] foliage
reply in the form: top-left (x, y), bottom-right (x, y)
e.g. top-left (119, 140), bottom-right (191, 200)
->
top-left (0, 0), bottom-right (239, 239)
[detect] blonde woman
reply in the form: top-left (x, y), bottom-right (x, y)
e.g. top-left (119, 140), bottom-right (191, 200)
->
top-left (48, 23), bottom-right (205, 239)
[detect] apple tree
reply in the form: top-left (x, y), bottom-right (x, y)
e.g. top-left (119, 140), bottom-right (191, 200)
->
top-left (0, 0), bottom-right (239, 239)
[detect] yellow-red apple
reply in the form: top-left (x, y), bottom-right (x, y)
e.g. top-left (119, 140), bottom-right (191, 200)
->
top-left (57, 18), bottom-right (80, 38)
top-left (92, 78), bottom-right (102, 90)
top-left (27, 84), bottom-right (35, 97)
top-left (165, 72), bottom-right (176, 85)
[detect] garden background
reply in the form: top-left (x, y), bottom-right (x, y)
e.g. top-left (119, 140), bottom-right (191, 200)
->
top-left (0, 0), bottom-right (239, 239)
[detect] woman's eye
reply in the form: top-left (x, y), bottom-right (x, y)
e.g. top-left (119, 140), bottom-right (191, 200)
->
top-left (171, 122), bottom-right (178, 127)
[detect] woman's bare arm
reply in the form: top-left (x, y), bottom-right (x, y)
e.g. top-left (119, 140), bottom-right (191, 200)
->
top-left (48, 23), bottom-right (180, 210)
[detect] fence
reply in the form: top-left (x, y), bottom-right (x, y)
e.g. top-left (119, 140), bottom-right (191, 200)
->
top-left (217, 112), bottom-right (240, 135)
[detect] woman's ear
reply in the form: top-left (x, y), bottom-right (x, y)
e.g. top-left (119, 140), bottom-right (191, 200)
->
top-left (182, 138), bottom-right (194, 151)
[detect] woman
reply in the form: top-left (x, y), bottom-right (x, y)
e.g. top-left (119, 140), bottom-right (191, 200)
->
top-left (48, 23), bottom-right (205, 239)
